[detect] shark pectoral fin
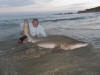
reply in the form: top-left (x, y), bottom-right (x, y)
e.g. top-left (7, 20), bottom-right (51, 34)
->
top-left (60, 44), bottom-right (69, 50)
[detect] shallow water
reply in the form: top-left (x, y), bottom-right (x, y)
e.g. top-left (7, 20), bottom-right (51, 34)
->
top-left (0, 12), bottom-right (100, 75)
top-left (0, 43), bottom-right (100, 75)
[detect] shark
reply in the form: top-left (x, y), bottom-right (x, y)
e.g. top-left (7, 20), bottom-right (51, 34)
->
top-left (23, 20), bottom-right (88, 50)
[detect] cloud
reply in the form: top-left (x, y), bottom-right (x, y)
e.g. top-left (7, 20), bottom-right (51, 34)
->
top-left (0, 0), bottom-right (53, 13)
top-left (0, 0), bottom-right (35, 7)
top-left (0, 0), bottom-right (52, 8)
top-left (48, 0), bottom-right (100, 11)
top-left (0, 0), bottom-right (100, 13)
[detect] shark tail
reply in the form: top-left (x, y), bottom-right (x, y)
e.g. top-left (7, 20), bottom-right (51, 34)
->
top-left (23, 20), bottom-right (33, 42)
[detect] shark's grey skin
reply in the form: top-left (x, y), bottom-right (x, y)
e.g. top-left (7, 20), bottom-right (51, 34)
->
top-left (23, 20), bottom-right (88, 50)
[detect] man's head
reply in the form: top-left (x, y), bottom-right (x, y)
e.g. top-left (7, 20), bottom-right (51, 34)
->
top-left (32, 19), bottom-right (39, 27)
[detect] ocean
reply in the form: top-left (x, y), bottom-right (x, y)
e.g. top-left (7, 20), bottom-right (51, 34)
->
top-left (0, 12), bottom-right (100, 75)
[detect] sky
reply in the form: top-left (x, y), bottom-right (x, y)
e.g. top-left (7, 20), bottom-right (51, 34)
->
top-left (0, 0), bottom-right (100, 13)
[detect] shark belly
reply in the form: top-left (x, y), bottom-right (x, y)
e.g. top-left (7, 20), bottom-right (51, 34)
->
top-left (37, 43), bottom-right (57, 49)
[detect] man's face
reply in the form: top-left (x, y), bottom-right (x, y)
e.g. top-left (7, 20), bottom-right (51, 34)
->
top-left (32, 20), bottom-right (38, 27)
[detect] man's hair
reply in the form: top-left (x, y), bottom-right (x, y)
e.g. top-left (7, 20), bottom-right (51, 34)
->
top-left (33, 18), bottom-right (38, 22)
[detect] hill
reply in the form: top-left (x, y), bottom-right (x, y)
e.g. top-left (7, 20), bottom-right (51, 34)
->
top-left (78, 6), bottom-right (100, 13)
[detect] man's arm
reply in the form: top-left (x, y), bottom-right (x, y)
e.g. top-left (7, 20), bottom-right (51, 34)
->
top-left (39, 25), bottom-right (47, 37)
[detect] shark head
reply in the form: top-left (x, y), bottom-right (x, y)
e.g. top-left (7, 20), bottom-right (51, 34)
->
top-left (69, 42), bottom-right (88, 50)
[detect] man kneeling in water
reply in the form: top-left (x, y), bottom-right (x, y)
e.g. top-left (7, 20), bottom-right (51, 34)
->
top-left (18, 19), bottom-right (47, 44)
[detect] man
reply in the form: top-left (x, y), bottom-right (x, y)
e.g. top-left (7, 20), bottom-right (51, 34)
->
top-left (18, 19), bottom-right (47, 43)
top-left (29, 19), bottom-right (46, 37)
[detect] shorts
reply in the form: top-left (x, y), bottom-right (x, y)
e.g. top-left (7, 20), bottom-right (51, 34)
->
top-left (18, 35), bottom-right (27, 43)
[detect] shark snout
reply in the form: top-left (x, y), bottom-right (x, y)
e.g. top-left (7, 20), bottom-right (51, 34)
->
top-left (79, 42), bottom-right (88, 47)
top-left (69, 42), bottom-right (88, 50)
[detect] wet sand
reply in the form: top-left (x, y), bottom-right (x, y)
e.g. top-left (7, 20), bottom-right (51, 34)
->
top-left (0, 41), bottom-right (100, 75)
